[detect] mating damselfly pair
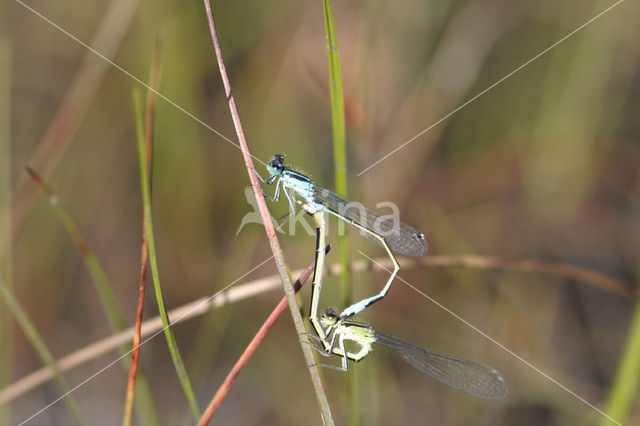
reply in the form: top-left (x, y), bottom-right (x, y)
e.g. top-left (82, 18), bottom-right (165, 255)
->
top-left (256, 154), bottom-right (508, 400)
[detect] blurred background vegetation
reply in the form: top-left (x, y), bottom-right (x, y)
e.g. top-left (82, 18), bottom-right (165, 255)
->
top-left (1, 0), bottom-right (640, 424)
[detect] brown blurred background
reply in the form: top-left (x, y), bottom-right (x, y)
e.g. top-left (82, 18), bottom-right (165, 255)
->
top-left (2, 0), bottom-right (640, 424)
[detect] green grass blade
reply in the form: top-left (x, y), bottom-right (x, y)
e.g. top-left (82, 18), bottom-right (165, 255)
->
top-left (0, 282), bottom-right (89, 426)
top-left (26, 168), bottom-right (160, 426)
top-left (0, 37), bottom-right (13, 426)
top-left (123, 32), bottom-right (165, 426)
top-left (133, 91), bottom-right (200, 419)
top-left (598, 304), bottom-right (640, 426)
top-left (322, 0), bottom-right (351, 305)
top-left (322, 2), bottom-right (360, 425)
top-left (322, 0), bottom-right (347, 196)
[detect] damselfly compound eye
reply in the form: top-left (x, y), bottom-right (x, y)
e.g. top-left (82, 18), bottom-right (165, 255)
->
top-left (321, 307), bottom-right (338, 324)
top-left (269, 154), bottom-right (285, 170)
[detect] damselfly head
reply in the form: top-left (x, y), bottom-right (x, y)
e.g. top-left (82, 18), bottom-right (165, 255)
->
top-left (320, 307), bottom-right (339, 326)
top-left (266, 154), bottom-right (285, 176)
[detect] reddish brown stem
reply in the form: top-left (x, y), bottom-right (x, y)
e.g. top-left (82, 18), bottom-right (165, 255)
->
top-left (197, 247), bottom-right (328, 425)
top-left (201, 1), bottom-right (334, 423)
top-left (123, 34), bottom-right (164, 426)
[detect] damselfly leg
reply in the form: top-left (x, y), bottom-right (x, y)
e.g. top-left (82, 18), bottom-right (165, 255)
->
top-left (257, 154), bottom-right (427, 350)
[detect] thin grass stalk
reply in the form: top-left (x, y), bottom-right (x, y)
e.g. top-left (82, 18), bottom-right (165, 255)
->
top-left (133, 91), bottom-right (200, 419)
top-left (0, 38), bottom-right (12, 426)
top-left (123, 32), bottom-right (164, 426)
top-left (25, 167), bottom-right (160, 426)
top-left (198, 246), bottom-right (329, 424)
top-left (202, 2), bottom-right (334, 423)
top-left (0, 281), bottom-right (88, 426)
top-left (598, 302), bottom-right (640, 425)
top-left (320, 1), bottom-right (359, 423)
top-left (321, 0), bottom-right (351, 327)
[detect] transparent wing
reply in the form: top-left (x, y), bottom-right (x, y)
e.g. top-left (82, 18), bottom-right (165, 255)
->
top-left (373, 331), bottom-right (508, 400)
top-left (313, 186), bottom-right (427, 256)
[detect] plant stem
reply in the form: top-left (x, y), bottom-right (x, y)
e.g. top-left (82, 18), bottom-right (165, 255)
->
top-left (133, 91), bottom-right (201, 419)
top-left (123, 32), bottom-right (164, 426)
top-left (202, 1), bottom-right (334, 423)
top-left (321, 1), bottom-right (358, 423)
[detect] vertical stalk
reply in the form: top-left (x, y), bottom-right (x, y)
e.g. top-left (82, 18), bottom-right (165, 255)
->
top-left (321, 0), bottom-right (351, 310)
top-left (322, 2), bottom-right (360, 424)
top-left (133, 92), bottom-right (200, 419)
top-left (123, 32), bottom-right (164, 426)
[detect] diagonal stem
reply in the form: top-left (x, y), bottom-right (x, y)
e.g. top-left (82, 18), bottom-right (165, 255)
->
top-left (201, 1), bottom-right (334, 423)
